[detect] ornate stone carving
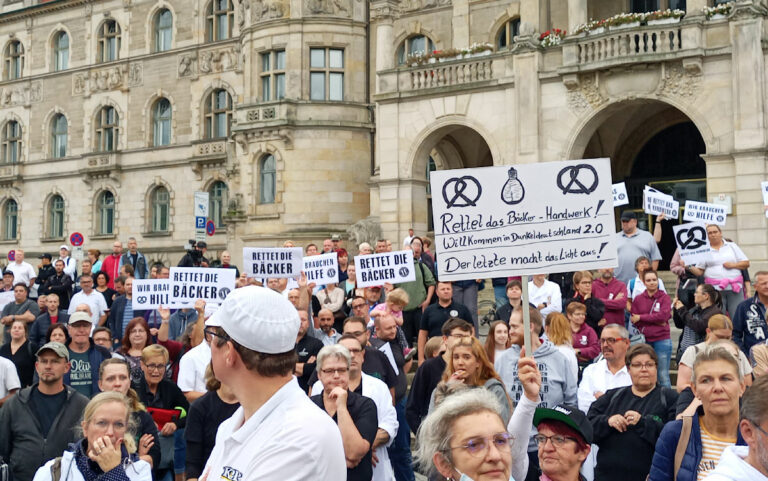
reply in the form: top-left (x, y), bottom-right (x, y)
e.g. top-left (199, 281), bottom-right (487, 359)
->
top-left (252, 0), bottom-right (288, 21)
top-left (178, 53), bottom-right (197, 78)
top-left (0, 82), bottom-right (42, 108)
top-left (84, 2), bottom-right (93, 16)
top-left (346, 217), bottom-right (382, 252)
top-left (194, 140), bottom-right (228, 157)
top-left (304, 0), bottom-right (350, 16)
top-left (29, 81), bottom-right (42, 103)
top-left (401, 0), bottom-right (449, 12)
top-left (245, 128), bottom-right (293, 149)
top-left (199, 46), bottom-right (240, 74)
top-left (370, 4), bottom-right (399, 20)
top-left (72, 63), bottom-right (142, 96)
top-left (657, 62), bottom-right (701, 98)
top-left (564, 73), bottom-right (606, 115)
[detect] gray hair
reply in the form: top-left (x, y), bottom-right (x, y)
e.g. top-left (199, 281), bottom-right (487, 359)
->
top-left (602, 324), bottom-right (629, 340)
top-left (316, 344), bottom-right (351, 370)
top-left (358, 242), bottom-right (372, 252)
top-left (741, 374), bottom-right (768, 424)
top-left (692, 343), bottom-right (743, 385)
top-left (414, 388), bottom-right (503, 478)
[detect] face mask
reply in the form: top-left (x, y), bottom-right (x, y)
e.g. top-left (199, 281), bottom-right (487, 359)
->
top-left (453, 468), bottom-right (515, 481)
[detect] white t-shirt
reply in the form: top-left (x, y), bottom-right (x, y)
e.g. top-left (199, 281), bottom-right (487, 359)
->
top-left (0, 356), bottom-right (20, 398)
top-left (696, 241), bottom-right (748, 282)
top-left (177, 341), bottom-right (210, 394)
top-left (67, 290), bottom-right (108, 326)
top-left (202, 377), bottom-right (346, 481)
top-left (6, 262), bottom-right (36, 286)
top-left (577, 359), bottom-right (633, 413)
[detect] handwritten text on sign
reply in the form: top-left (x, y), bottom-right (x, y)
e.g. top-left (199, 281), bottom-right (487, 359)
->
top-left (673, 222), bottom-right (712, 265)
top-left (304, 252), bottom-right (339, 284)
top-left (169, 267), bottom-right (236, 304)
top-left (132, 280), bottom-right (191, 310)
top-left (429, 159), bottom-right (617, 280)
top-left (243, 247), bottom-right (303, 278)
top-left (355, 251), bottom-right (415, 288)
top-left (683, 200), bottom-right (727, 226)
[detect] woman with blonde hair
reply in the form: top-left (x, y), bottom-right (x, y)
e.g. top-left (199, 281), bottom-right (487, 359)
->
top-left (545, 312), bottom-right (579, 382)
top-left (430, 336), bottom-right (512, 424)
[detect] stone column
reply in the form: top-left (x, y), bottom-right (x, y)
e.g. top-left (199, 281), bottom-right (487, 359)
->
top-left (514, 52), bottom-right (541, 162)
top-left (371, 2), bottom-right (398, 94)
top-left (568, 0), bottom-right (587, 32)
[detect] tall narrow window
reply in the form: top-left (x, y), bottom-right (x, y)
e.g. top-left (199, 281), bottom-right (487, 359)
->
top-left (51, 114), bottom-right (67, 158)
top-left (309, 48), bottom-right (344, 101)
top-left (497, 19), bottom-right (520, 50)
top-left (396, 35), bottom-right (434, 65)
top-left (151, 187), bottom-right (170, 232)
top-left (4, 41), bottom-right (24, 80)
top-left (205, 0), bottom-right (233, 42)
top-left (153, 98), bottom-right (172, 146)
top-left (98, 191), bottom-right (115, 235)
top-left (2, 121), bottom-right (21, 164)
top-left (49, 195), bottom-right (65, 238)
top-left (95, 107), bottom-right (119, 152)
top-left (98, 20), bottom-right (121, 63)
top-left (3, 199), bottom-right (17, 241)
top-left (261, 50), bottom-right (286, 101)
top-left (154, 9), bottom-right (173, 52)
top-left (630, 0), bottom-right (658, 12)
top-left (204, 89), bottom-right (232, 138)
top-left (53, 32), bottom-right (69, 71)
top-left (209, 181), bottom-right (228, 227)
top-left (260, 155), bottom-right (276, 204)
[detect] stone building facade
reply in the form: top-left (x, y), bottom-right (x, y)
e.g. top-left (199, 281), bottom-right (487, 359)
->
top-left (1, 0), bottom-right (767, 269)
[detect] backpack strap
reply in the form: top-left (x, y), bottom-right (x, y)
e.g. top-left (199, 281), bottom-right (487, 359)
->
top-left (674, 416), bottom-right (693, 480)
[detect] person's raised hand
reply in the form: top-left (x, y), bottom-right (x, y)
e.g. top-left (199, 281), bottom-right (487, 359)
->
top-left (88, 435), bottom-right (122, 473)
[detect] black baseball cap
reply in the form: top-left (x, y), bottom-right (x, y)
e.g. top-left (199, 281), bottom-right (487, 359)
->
top-left (197, 241), bottom-right (207, 249)
top-left (533, 404), bottom-right (593, 444)
top-left (39, 253), bottom-right (52, 260)
top-left (620, 210), bottom-right (637, 221)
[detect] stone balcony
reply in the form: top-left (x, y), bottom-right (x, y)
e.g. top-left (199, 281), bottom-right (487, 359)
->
top-left (79, 152), bottom-right (121, 186)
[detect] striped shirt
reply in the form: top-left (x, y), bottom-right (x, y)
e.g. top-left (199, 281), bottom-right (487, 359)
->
top-left (697, 419), bottom-right (735, 480)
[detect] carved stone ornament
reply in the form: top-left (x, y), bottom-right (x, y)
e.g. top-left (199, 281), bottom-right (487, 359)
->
top-left (72, 63), bottom-right (143, 96)
top-left (245, 128), bottom-right (293, 149)
top-left (178, 53), bottom-right (197, 78)
top-left (729, 1), bottom-right (768, 21)
top-left (198, 45), bottom-right (242, 74)
top-left (252, 0), bottom-right (289, 22)
top-left (657, 62), bottom-right (701, 99)
top-left (564, 73), bottom-right (606, 115)
top-left (401, 0), bottom-right (450, 13)
top-left (0, 81), bottom-right (43, 108)
top-left (370, 4), bottom-right (399, 20)
top-left (304, 0), bottom-right (350, 17)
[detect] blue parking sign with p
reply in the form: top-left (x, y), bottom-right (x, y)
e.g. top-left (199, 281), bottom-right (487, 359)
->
top-left (195, 216), bottom-right (206, 228)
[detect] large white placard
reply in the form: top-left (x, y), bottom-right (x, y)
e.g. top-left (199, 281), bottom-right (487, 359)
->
top-left (429, 158), bottom-right (618, 281)
top-left (673, 222), bottom-right (712, 265)
top-left (168, 267), bottom-right (236, 304)
top-left (243, 247), bottom-right (303, 279)
top-left (355, 251), bottom-right (416, 288)
top-left (132, 279), bottom-right (192, 310)
top-left (612, 182), bottom-right (629, 206)
top-left (683, 200), bottom-right (727, 226)
top-left (643, 187), bottom-right (679, 219)
top-left (303, 252), bottom-right (339, 284)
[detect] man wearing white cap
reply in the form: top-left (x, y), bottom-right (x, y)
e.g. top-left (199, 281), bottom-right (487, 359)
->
top-left (57, 245), bottom-right (77, 282)
top-left (200, 286), bottom-right (346, 480)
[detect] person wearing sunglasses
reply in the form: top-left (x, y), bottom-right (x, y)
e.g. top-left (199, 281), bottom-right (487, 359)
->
top-left (586, 344), bottom-right (678, 481)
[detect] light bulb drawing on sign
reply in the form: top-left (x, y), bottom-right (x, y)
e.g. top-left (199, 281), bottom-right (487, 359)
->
top-left (501, 167), bottom-right (525, 205)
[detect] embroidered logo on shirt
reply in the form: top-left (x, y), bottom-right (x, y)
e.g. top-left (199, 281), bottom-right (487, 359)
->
top-left (221, 466), bottom-right (243, 481)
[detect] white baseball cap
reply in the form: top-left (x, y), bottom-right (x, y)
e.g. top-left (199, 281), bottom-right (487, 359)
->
top-left (205, 285), bottom-right (299, 354)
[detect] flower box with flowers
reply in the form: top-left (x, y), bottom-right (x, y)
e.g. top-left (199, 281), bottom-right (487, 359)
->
top-left (539, 28), bottom-right (566, 47)
top-left (646, 8), bottom-right (685, 24)
top-left (703, 2), bottom-right (732, 19)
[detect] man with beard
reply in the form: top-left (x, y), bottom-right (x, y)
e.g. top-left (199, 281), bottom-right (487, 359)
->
top-left (294, 309), bottom-right (323, 392)
top-left (308, 308), bottom-right (342, 346)
top-left (591, 268), bottom-right (629, 327)
top-left (41, 259), bottom-right (73, 309)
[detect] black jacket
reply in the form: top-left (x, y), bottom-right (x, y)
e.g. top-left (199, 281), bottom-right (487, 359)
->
top-left (29, 310), bottom-right (70, 347)
top-left (34, 265), bottom-right (56, 291)
top-left (0, 384), bottom-right (89, 481)
top-left (42, 273), bottom-right (73, 310)
top-left (107, 295), bottom-right (146, 340)
top-left (134, 377), bottom-right (190, 429)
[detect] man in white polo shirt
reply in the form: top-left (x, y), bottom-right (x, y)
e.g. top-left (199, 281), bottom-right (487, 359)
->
top-left (200, 286), bottom-right (346, 481)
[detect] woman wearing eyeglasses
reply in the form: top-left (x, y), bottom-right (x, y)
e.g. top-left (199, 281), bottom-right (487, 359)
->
top-left (586, 344), bottom-right (678, 481)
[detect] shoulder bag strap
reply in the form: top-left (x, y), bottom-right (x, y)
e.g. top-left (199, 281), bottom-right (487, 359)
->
top-left (673, 416), bottom-right (693, 480)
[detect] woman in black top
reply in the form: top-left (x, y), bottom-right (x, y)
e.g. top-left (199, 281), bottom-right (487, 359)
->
top-left (94, 271), bottom-right (117, 309)
top-left (185, 364), bottom-right (240, 480)
top-left (0, 319), bottom-right (35, 386)
top-left (587, 344), bottom-right (678, 481)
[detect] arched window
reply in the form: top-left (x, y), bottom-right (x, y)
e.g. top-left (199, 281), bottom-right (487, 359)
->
top-left (259, 155), bottom-right (276, 204)
top-left (48, 195), bottom-right (65, 238)
top-left (204, 89), bottom-right (232, 139)
top-left (396, 35), bottom-right (434, 65)
top-left (151, 186), bottom-right (170, 232)
top-left (53, 32), bottom-right (69, 71)
top-left (4, 41), bottom-right (24, 80)
top-left (153, 98), bottom-right (172, 146)
top-left (497, 19), bottom-right (520, 50)
top-left (51, 114), bottom-right (67, 158)
top-left (154, 9), bottom-right (173, 52)
top-left (3, 199), bottom-right (17, 241)
top-left (208, 181), bottom-right (228, 227)
top-left (205, 0), bottom-right (233, 42)
top-left (97, 20), bottom-right (121, 63)
top-left (98, 191), bottom-right (115, 235)
top-left (2, 121), bottom-right (21, 164)
top-left (95, 106), bottom-right (119, 152)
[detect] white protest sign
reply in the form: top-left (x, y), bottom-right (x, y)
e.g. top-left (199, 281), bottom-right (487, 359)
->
top-left (132, 279), bottom-right (192, 310)
top-left (243, 247), bottom-right (303, 279)
top-left (612, 182), bottom-right (629, 206)
top-left (643, 188), bottom-right (679, 219)
top-left (673, 222), bottom-right (711, 265)
top-left (355, 250), bottom-right (416, 288)
top-left (169, 267), bottom-right (236, 304)
top-left (429, 158), bottom-right (618, 280)
top-left (761, 181), bottom-right (768, 218)
top-left (303, 252), bottom-right (339, 285)
top-left (683, 200), bottom-right (727, 226)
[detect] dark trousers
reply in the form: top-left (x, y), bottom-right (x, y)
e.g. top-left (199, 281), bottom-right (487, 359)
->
top-left (525, 450), bottom-right (541, 481)
top-left (388, 397), bottom-right (415, 481)
top-left (402, 309), bottom-right (422, 347)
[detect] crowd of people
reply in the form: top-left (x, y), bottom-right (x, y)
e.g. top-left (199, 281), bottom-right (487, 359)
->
top-left (0, 215), bottom-right (766, 481)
